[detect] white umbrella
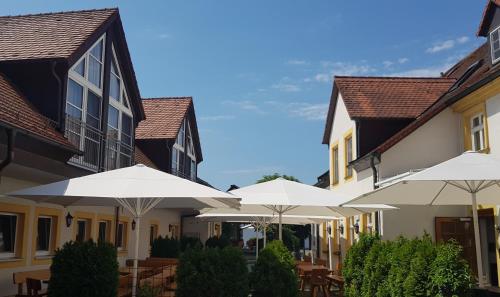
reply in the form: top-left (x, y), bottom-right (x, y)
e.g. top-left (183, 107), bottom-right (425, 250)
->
top-left (229, 178), bottom-right (395, 240)
top-left (198, 212), bottom-right (334, 259)
top-left (346, 151), bottom-right (500, 287)
top-left (8, 164), bottom-right (239, 297)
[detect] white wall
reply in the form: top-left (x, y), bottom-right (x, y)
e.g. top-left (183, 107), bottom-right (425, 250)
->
top-left (486, 93), bottom-right (500, 157)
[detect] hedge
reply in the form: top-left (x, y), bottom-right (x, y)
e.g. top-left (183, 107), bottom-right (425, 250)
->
top-left (343, 233), bottom-right (473, 297)
top-left (48, 240), bottom-right (118, 297)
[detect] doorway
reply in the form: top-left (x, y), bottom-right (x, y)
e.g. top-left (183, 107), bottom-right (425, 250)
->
top-left (479, 209), bottom-right (498, 286)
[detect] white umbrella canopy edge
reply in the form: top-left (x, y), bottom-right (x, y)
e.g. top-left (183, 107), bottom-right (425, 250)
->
top-left (344, 151), bottom-right (500, 288)
top-left (7, 164), bottom-right (241, 297)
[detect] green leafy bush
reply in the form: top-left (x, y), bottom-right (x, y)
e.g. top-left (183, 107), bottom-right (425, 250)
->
top-left (250, 240), bottom-right (298, 297)
top-left (150, 236), bottom-right (180, 258)
top-left (403, 235), bottom-right (436, 296)
top-left (180, 236), bottom-right (203, 251)
top-left (387, 236), bottom-right (418, 296)
top-left (176, 246), bottom-right (248, 297)
top-left (343, 233), bottom-right (379, 297)
top-left (361, 240), bottom-right (392, 297)
top-left (205, 236), bottom-right (231, 249)
top-left (137, 283), bottom-right (161, 297)
top-left (428, 241), bottom-right (473, 297)
top-left (48, 240), bottom-right (118, 297)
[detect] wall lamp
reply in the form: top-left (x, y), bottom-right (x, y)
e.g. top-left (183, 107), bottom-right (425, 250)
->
top-left (65, 212), bottom-right (74, 228)
top-left (338, 223), bottom-right (344, 235)
top-left (353, 220), bottom-right (360, 234)
top-left (132, 220), bottom-right (136, 231)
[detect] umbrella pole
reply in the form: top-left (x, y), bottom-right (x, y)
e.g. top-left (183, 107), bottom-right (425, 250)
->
top-left (131, 216), bottom-right (141, 297)
top-left (278, 209), bottom-right (283, 241)
top-left (256, 225), bottom-right (259, 259)
top-left (471, 192), bottom-right (485, 287)
top-left (263, 224), bottom-right (267, 248)
top-left (311, 224), bottom-right (314, 264)
top-left (328, 222), bottom-right (333, 271)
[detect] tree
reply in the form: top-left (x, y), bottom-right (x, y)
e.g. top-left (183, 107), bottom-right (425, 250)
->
top-left (256, 173), bottom-right (300, 183)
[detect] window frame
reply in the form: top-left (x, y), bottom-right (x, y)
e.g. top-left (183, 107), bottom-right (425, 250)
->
top-left (462, 104), bottom-right (490, 153)
top-left (331, 143), bottom-right (339, 186)
top-left (116, 220), bottom-right (128, 251)
top-left (490, 25), bottom-right (500, 64)
top-left (0, 212), bottom-right (19, 259)
top-left (344, 131), bottom-right (354, 180)
top-left (470, 112), bottom-right (486, 151)
top-left (35, 215), bottom-right (53, 257)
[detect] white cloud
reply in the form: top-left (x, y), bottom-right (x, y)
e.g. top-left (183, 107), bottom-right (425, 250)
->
top-left (222, 100), bottom-right (267, 114)
top-left (158, 33), bottom-right (172, 39)
top-left (388, 63), bottom-right (453, 77)
top-left (383, 61), bottom-right (394, 68)
top-left (312, 61), bottom-right (376, 83)
top-left (286, 102), bottom-right (329, 120)
top-left (426, 36), bottom-right (470, 54)
top-left (398, 57), bottom-right (409, 64)
top-left (286, 59), bottom-right (309, 65)
top-left (314, 73), bottom-right (331, 83)
top-left (199, 115), bottom-right (236, 121)
top-left (271, 83), bottom-right (301, 92)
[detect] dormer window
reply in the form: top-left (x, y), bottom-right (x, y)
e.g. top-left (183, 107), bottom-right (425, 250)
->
top-left (490, 26), bottom-right (500, 63)
top-left (172, 119), bottom-right (196, 180)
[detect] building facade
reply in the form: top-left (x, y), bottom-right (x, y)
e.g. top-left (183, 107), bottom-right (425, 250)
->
top-left (320, 0), bottom-right (500, 287)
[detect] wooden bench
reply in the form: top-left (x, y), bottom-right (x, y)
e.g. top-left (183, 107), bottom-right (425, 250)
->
top-left (13, 269), bottom-right (50, 297)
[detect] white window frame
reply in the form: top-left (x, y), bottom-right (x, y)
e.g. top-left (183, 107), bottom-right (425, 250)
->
top-left (490, 25), bottom-right (500, 64)
top-left (471, 112), bottom-right (486, 151)
top-left (0, 212), bottom-right (18, 259)
top-left (35, 216), bottom-right (53, 257)
top-left (106, 45), bottom-right (134, 170)
top-left (98, 220), bottom-right (109, 243)
top-left (67, 35), bottom-right (106, 171)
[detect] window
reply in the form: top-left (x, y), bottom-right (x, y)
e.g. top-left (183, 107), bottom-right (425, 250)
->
top-left (150, 224), bottom-right (158, 246)
top-left (344, 133), bottom-right (353, 179)
top-left (172, 119), bottom-right (196, 180)
top-left (491, 27), bottom-right (500, 63)
top-left (36, 216), bottom-right (53, 256)
top-left (332, 145), bottom-right (339, 185)
top-left (0, 213), bottom-right (17, 259)
top-left (116, 222), bottom-right (127, 250)
top-left (75, 219), bottom-right (91, 243)
top-left (66, 36), bottom-right (105, 171)
top-left (98, 221), bottom-right (110, 244)
top-left (105, 46), bottom-right (134, 170)
top-left (471, 113), bottom-right (486, 151)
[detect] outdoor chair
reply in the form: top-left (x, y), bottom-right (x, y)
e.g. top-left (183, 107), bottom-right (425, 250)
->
top-left (310, 268), bottom-right (329, 297)
top-left (315, 259), bottom-right (327, 266)
top-left (304, 255), bottom-right (312, 263)
top-left (26, 278), bottom-right (47, 297)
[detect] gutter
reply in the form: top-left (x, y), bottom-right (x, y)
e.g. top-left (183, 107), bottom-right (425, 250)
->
top-left (0, 128), bottom-right (16, 180)
top-left (369, 152), bottom-right (380, 234)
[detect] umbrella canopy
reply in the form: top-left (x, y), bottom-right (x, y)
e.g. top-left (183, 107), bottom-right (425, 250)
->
top-left (8, 164), bottom-right (240, 297)
top-left (229, 178), bottom-right (394, 240)
top-left (346, 151), bottom-right (500, 287)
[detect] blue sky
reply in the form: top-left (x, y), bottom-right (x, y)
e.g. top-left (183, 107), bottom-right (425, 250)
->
top-left (2, 1), bottom-right (486, 189)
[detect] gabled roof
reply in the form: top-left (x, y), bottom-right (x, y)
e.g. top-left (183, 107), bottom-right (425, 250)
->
top-left (322, 76), bottom-right (455, 144)
top-left (0, 8), bottom-right (117, 62)
top-left (136, 97), bottom-right (203, 161)
top-left (477, 0), bottom-right (500, 37)
top-left (0, 72), bottom-right (76, 151)
top-left (134, 146), bottom-right (158, 169)
top-left (368, 42), bottom-right (500, 156)
top-left (0, 8), bottom-right (145, 121)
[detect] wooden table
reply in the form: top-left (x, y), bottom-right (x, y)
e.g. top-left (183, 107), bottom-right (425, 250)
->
top-left (297, 264), bottom-right (328, 291)
top-left (13, 269), bottom-right (51, 296)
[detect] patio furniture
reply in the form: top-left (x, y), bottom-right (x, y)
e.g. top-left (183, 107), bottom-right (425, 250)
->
top-left (26, 278), bottom-right (47, 297)
top-left (304, 255), bottom-right (312, 263)
top-left (13, 269), bottom-right (50, 297)
top-left (315, 259), bottom-right (327, 266)
top-left (326, 274), bottom-right (344, 297)
top-left (310, 268), bottom-right (329, 297)
top-left (297, 264), bottom-right (328, 291)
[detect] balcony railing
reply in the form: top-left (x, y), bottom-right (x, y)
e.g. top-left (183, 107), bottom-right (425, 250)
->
top-left (65, 116), bottom-right (132, 172)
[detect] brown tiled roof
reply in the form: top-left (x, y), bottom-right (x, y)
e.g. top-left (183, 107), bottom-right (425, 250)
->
top-left (372, 42), bottom-right (500, 155)
top-left (0, 72), bottom-right (75, 150)
top-left (134, 146), bottom-right (158, 169)
top-left (136, 97), bottom-right (193, 140)
top-left (0, 8), bottom-right (117, 61)
top-left (335, 76), bottom-right (456, 119)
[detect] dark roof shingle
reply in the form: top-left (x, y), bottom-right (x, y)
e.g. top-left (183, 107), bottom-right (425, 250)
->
top-left (0, 8), bottom-right (116, 61)
top-left (136, 97), bottom-right (192, 140)
top-left (0, 72), bottom-right (75, 149)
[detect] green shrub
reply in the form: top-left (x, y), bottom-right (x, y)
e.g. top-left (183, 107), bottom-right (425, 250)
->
top-left (387, 236), bottom-right (418, 297)
top-left (250, 240), bottom-right (298, 297)
top-left (205, 236), bottom-right (231, 249)
top-left (428, 241), bottom-right (473, 297)
top-left (137, 282), bottom-right (161, 297)
top-left (343, 233), bottom-right (379, 297)
top-left (403, 235), bottom-right (436, 296)
top-left (361, 240), bottom-right (392, 297)
top-left (176, 246), bottom-right (248, 297)
top-left (180, 236), bottom-right (203, 251)
top-left (48, 240), bottom-right (118, 297)
top-left (150, 236), bottom-right (180, 258)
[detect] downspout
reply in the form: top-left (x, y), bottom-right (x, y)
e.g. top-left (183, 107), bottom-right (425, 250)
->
top-left (370, 152), bottom-right (380, 234)
top-left (0, 129), bottom-right (16, 182)
top-left (51, 61), bottom-right (63, 129)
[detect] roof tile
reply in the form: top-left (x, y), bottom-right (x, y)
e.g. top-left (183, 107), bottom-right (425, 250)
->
top-left (0, 8), bottom-right (116, 61)
top-left (134, 146), bottom-right (158, 169)
top-left (136, 97), bottom-right (192, 140)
